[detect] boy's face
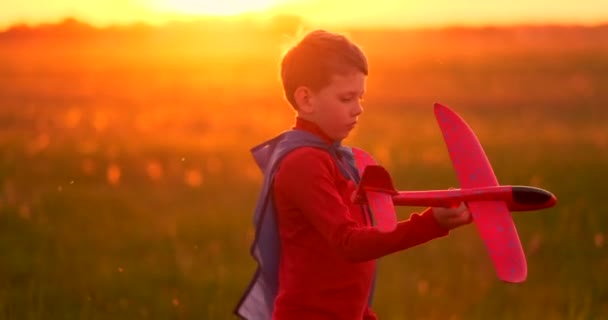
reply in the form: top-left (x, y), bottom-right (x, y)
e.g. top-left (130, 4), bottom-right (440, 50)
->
top-left (300, 71), bottom-right (366, 142)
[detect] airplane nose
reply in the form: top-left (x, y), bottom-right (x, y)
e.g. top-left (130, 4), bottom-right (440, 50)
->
top-left (512, 186), bottom-right (557, 208)
top-left (547, 193), bottom-right (558, 207)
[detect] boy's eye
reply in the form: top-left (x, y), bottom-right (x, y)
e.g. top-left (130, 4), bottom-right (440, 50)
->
top-left (340, 96), bottom-right (363, 103)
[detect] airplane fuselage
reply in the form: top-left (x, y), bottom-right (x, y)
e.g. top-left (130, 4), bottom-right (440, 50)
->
top-left (389, 185), bottom-right (556, 211)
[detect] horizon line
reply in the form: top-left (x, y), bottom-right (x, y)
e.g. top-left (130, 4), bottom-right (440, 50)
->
top-left (2, 14), bottom-right (608, 33)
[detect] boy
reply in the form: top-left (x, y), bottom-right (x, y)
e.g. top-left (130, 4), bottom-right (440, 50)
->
top-left (235, 30), bottom-right (471, 319)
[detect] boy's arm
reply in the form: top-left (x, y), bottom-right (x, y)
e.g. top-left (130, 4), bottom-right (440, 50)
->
top-left (274, 148), bottom-right (449, 262)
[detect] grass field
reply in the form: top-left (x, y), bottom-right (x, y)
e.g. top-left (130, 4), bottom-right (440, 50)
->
top-left (0, 23), bottom-right (607, 319)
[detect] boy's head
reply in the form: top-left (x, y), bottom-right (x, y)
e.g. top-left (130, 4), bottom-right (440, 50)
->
top-left (280, 30), bottom-right (368, 141)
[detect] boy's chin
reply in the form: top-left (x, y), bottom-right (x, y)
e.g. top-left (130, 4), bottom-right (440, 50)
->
top-left (335, 132), bottom-right (350, 142)
top-left (327, 128), bottom-right (353, 142)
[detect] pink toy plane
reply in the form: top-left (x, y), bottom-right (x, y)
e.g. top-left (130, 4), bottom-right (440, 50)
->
top-left (353, 103), bottom-right (557, 283)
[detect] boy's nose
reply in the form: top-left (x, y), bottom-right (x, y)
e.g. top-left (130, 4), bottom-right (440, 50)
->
top-left (352, 103), bottom-right (363, 116)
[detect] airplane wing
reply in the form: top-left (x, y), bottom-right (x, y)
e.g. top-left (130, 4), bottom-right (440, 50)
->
top-left (434, 102), bottom-right (527, 283)
top-left (352, 148), bottom-right (398, 232)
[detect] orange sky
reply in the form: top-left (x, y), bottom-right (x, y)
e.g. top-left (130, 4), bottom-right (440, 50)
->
top-left (1, 0), bottom-right (608, 30)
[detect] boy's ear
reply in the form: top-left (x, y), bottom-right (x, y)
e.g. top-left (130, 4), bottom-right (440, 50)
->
top-left (294, 86), bottom-right (314, 113)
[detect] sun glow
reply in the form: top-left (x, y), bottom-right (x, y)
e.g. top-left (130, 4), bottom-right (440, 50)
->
top-left (150, 0), bottom-right (281, 16)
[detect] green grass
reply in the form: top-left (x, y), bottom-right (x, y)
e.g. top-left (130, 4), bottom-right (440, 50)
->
top-left (1, 44), bottom-right (607, 319)
top-left (1, 106), bottom-right (606, 320)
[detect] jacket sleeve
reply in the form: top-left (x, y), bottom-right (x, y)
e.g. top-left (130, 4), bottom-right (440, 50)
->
top-left (274, 147), bottom-right (449, 262)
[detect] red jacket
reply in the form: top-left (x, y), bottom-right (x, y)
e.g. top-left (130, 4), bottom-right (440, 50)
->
top-left (271, 118), bottom-right (449, 319)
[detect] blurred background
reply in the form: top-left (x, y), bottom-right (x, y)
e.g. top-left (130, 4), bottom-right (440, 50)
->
top-left (0, 1), bottom-right (607, 319)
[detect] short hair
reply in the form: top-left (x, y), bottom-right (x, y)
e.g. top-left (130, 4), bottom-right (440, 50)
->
top-left (280, 30), bottom-right (368, 109)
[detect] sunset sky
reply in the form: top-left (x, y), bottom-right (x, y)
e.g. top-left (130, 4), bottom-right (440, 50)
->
top-left (1, 0), bottom-right (607, 30)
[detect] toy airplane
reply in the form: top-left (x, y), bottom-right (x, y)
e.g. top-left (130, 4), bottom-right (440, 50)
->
top-left (352, 102), bottom-right (557, 283)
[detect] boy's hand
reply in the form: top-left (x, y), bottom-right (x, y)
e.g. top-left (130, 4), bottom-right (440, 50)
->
top-left (432, 202), bottom-right (473, 230)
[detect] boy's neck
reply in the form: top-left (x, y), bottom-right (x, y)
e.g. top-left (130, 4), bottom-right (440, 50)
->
top-left (293, 117), bottom-right (335, 144)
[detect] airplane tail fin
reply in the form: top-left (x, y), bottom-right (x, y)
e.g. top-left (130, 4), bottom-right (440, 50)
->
top-left (353, 165), bottom-right (399, 232)
top-left (353, 165), bottom-right (399, 199)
